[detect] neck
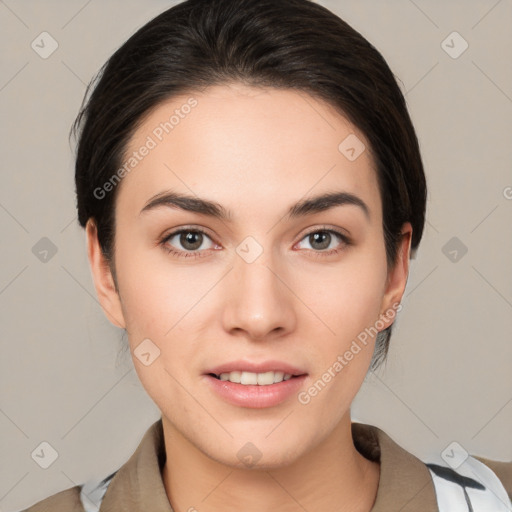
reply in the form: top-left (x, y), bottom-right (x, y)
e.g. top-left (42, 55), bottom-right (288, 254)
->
top-left (161, 411), bottom-right (380, 512)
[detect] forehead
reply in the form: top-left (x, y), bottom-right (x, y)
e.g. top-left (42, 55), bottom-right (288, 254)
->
top-left (116, 83), bottom-right (381, 221)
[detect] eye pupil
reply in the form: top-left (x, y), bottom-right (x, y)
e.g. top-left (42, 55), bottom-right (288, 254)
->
top-left (310, 231), bottom-right (331, 250)
top-left (181, 231), bottom-right (202, 250)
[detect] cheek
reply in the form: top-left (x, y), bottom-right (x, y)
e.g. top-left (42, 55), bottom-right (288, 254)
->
top-left (297, 243), bottom-right (388, 396)
top-left (296, 265), bottom-right (387, 429)
top-left (115, 242), bottom-right (198, 337)
top-left (114, 247), bottom-right (214, 395)
top-left (299, 248), bottom-right (388, 342)
top-left (115, 257), bottom-right (202, 406)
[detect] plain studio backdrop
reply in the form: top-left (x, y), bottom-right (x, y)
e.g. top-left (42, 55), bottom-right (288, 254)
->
top-left (0, 0), bottom-right (511, 510)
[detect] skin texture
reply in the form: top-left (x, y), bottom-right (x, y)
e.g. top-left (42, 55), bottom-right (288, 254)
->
top-left (86, 83), bottom-right (412, 512)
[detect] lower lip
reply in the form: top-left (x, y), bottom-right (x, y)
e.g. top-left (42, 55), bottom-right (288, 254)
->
top-left (203, 374), bottom-right (308, 408)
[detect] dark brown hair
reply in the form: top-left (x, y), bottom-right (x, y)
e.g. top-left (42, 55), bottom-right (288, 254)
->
top-left (71, 0), bottom-right (427, 369)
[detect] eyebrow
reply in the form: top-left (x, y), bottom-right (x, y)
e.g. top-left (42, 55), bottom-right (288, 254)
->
top-left (139, 190), bottom-right (370, 221)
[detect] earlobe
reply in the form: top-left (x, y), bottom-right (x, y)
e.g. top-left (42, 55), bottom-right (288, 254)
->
top-left (85, 218), bottom-right (126, 329)
top-left (379, 222), bottom-right (413, 329)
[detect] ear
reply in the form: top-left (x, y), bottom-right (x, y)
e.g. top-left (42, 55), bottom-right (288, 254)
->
top-left (85, 218), bottom-right (126, 329)
top-left (378, 222), bottom-right (413, 329)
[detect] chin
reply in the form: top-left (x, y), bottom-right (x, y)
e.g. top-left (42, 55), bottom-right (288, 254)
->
top-left (202, 431), bottom-right (308, 471)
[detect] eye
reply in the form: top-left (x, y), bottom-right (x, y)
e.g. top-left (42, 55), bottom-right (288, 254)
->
top-left (159, 226), bottom-right (351, 259)
top-left (160, 228), bottom-right (217, 258)
top-left (295, 228), bottom-right (351, 256)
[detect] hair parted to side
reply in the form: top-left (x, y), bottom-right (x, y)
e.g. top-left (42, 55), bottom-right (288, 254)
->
top-left (71, 0), bottom-right (427, 370)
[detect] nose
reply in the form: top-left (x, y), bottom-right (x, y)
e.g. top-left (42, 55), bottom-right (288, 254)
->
top-left (221, 245), bottom-right (297, 341)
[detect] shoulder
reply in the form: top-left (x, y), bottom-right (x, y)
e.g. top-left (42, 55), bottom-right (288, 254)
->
top-left (19, 485), bottom-right (85, 512)
top-left (352, 421), bottom-right (512, 511)
top-left (16, 419), bottom-right (161, 512)
top-left (18, 470), bottom-right (117, 512)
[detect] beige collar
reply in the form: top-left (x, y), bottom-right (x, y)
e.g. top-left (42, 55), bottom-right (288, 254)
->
top-left (100, 418), bottom-right (438, 511)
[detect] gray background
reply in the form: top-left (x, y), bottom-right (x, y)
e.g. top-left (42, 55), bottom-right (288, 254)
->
top-left (1, 0), bottom-right (511, 510)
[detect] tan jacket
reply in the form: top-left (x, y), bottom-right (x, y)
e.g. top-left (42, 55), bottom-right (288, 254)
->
top-left (22, 418), bottom-right (512, 511)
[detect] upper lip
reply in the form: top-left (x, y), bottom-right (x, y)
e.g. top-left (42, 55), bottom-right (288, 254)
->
top-left (205, 360), bottom-right (307, 376)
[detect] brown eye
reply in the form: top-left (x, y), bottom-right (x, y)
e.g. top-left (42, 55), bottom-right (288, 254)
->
top-left (308, 231), bottom-right (332, 250)
top-left (297, 229), bottom-right (350, 254)
top-left (179, 231), bottom-right (204, 251)
top-left (161, 228), bottom-right (216, 257)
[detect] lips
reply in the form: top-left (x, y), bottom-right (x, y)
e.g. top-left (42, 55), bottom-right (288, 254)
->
top-left (205, 360), bottom-right (307, 377)
top-left (204, 371), bottom-right (308, 408)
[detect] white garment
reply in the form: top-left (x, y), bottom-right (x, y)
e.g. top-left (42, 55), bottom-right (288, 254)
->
top-left (79, 473), bottom-right (115, 512)
top-left (426, 455), bottom-right (512, 511)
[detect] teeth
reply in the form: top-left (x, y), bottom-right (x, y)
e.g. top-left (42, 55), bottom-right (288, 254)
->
top-left (217, 371), bottom-right (293, 385)
top-left (220, 371), bottom-right (241, 383)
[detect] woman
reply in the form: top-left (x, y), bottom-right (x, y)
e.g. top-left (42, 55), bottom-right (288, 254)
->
top-left (21, 0), bottom-right (511, 510)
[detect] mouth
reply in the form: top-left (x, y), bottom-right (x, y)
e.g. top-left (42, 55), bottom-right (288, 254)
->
top-left (207, 370), bottom-right (305, 386)
top-left (204, 370), bottom-right (308, 408)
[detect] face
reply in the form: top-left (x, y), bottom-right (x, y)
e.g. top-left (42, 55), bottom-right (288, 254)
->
top-left (87, 83), bottom-right (411, 469)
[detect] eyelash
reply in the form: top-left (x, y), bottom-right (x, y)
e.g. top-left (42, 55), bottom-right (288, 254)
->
top-left (159, 226), bottom-right (352, 260)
